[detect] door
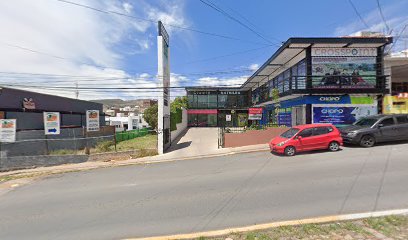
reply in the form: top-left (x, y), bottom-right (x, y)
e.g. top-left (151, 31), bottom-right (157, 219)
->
top-left (292, 106), bottom-right (306, 126)
top-left (296, 128), bottom-right (314, 150)
top-left (312, 127), bottom-right (331, 149)
top-left (377, 117), bottom-right (397, 142)
top-left (395, 115), bottom-right (408, 140)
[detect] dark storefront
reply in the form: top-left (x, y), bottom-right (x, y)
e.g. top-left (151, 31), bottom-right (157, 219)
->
top-left (0, 87), bottom-right (104, 130)
top-left (186, 89), bottom-right (250, 127)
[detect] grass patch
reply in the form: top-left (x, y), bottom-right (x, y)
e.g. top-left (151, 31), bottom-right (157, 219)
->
top-left (203, 216), bottom-right (408, 240)
top-left (49, 149), bottom-right (83, 155)
top-left (91, 134), bottom-right (157, 153)
top-left (364, 215), bottom-right (408, 237)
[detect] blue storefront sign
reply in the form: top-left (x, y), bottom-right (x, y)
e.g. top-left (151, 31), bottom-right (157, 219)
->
top-left (280, 95), bottom-right (352, 108)
top-left (313, 106), bottom-right (377, 126)
top-left (278, 112), bottom-right (292, 127)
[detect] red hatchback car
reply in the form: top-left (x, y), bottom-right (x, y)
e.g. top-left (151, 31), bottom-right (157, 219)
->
top-left (269, 123), bottom-right (343, 156)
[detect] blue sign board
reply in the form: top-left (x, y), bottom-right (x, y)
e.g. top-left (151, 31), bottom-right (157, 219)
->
top-left (313, 106), bottom-right (377, 126)
top-left (278, 112), bottom-right (292, 127)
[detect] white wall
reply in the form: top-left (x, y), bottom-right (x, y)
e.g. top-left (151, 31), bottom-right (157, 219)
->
top-left (171, 108), bottom-right (187, 142)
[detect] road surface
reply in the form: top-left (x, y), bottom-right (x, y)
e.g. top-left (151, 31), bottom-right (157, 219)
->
top-left (0, 142), bottom-right (408, 239)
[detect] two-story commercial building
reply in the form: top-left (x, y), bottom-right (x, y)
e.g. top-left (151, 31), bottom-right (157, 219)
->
top-left (186, 37), bottom-right (393, 127)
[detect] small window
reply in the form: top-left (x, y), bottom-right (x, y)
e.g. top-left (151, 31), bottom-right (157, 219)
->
top-left (313, 127), bottom-right (330, 136)
top-left (298, 128), bottom-right (313, 138)
top-left (379, 118), bottom-right (395, 126)
top-left (396, 116), bottom-right (408, 124)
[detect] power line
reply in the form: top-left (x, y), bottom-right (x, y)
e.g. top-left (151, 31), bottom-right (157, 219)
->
top-left (347, 0), bottom-right (370, 29)
top-left (210, 0), bottom-right (283, 44)
top-left (376, 0), bottom-right (390, 34)
top-left (185, 45), bottom-right (273, 64)
top-left (198, 0), bottom-right (281, 47)
top-left (54, 0), bottom-right (272, 46)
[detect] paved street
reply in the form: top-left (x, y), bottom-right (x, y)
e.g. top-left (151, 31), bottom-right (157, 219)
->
top-left (0, 142), bottom-right (408, 240)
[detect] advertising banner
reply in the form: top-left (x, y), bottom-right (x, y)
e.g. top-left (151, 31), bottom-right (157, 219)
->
top-left (86, 110), bottom-right (100, 132)
top-left (313, 106), bottom-right (377, 126)
top-left (0, 119), bottom-right (16, 142)
top-left (43, 112), bottom-right (60, 135)
top-left (312, 56), bottom-right (376, 89)
top-left (248, 108), bottom-right (263, 120)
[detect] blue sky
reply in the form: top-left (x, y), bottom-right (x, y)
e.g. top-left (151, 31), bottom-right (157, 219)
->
top-left (1, 0), bottom-right (408, 100)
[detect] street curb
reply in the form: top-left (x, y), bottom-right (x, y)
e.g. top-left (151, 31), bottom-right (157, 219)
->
top-left (134, 147), bottom-right (270, 165)
top-left (0, 146), bottom-right (270, 185)
top-left (124, 208), bottom-right (408, 240)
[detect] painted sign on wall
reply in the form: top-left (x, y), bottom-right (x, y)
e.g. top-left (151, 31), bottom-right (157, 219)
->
top-left (86, 110), bottom-right (100, 132)
top-left (43, 112), bottom-right (60, 135)
top-left (0, 119), bottom-right (16, 142)
top-left (313, 106), bottom-right (377, 126)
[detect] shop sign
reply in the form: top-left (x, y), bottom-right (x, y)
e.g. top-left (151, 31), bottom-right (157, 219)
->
top-left (86, 110), bottom-right (100, 132)
top-left (23, 98), bottom-right (36, 109)
top-left (397, 93), bottom-right (408, 98)
top-left (0, 119), bottom-right (16, 142)
top-left (311, 48), bottom-right (377, 57)
top-left (43, 112), bottom-right (60, 135)
top-left (313, 106), bottom-right (377, 126)
top-left (226, 115), bottom-right (232, 122)
top-left (219, 91), bottom-right (242, 95)
top-left (248, 108), bottom-right (263, 120)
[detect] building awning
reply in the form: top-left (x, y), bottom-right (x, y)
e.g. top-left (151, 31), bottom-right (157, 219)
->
top-left (241, 37), bottom-right (393, 91)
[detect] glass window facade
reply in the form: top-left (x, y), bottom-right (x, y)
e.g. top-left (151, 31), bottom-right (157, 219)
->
top-left (187, 90), bottom-right (249, 109)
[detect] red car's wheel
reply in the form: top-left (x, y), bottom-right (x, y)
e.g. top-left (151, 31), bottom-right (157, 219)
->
top-left (284, 146), bottom-right (296, 156)
top-left (328, 141), bottom-right (340, 151)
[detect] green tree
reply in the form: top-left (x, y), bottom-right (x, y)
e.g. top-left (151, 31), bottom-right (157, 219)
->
top-left (143, 104), bottom-right (158, 130)
top-left (272, 88), bottom-right (280, 124)
top-left (170, 96), bottom-right (188, 112)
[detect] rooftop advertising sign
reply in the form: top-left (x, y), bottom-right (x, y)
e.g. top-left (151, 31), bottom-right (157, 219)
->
top-left (311, 48), bottom-right (377, 57)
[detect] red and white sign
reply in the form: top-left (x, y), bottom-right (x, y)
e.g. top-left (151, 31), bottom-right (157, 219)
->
top-left (397, 93), bottom-right (408, 98)
top-left (248, 108), bottom-right (263, 120)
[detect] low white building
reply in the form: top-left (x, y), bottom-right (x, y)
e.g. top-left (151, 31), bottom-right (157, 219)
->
top-left (105, 113), bottom-right (149, 132)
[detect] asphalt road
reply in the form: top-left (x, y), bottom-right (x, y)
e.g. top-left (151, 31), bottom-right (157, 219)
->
top-left (1, 142), bottom-right (408, 240)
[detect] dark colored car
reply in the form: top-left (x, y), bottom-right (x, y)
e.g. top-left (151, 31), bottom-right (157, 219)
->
top-left (269, 123), bottom-right (343, 156)
top-left (339, 114), bottom-right (408, 147)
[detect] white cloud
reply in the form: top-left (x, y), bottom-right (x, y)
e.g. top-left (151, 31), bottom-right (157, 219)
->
top-left (198, 76), bottom-right (248, 87)
top-left (0, 0), bottom-right (189, 100)
top-left (249, 63), bottom-right (260, 72)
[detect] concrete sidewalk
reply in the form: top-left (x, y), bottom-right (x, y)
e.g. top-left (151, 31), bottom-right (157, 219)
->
top-left (0, 143), bottom-right (269, 179)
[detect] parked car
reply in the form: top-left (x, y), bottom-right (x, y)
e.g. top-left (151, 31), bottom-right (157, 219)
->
top-left (339, 114), bottom-right (408, 147)
top-left (269, 123), bottom-right (343, 156)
